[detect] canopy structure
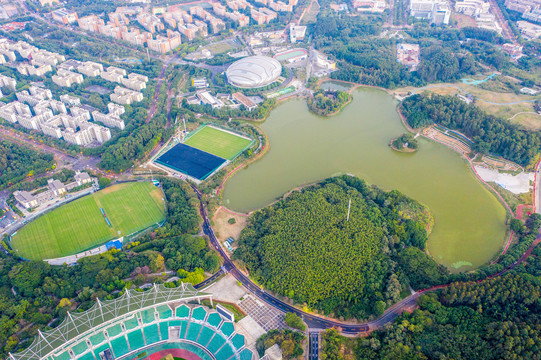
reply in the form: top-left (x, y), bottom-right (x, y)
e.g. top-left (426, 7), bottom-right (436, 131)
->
top-left (10, 283), bottom-right (212, 360)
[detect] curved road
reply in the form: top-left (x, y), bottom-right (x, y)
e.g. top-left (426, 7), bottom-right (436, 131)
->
top-left (190, 185), bottom-right (541, 334)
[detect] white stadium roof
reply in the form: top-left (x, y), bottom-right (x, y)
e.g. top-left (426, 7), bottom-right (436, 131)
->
top-left (225, 56), bottom-right (282, 88)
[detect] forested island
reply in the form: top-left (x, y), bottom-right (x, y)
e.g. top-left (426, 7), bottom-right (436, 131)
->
top-left (390, 133), bottom-right (418, 153)
top-left (401, 94), bottom-right (541, 166)
top-left (306, 88), bottom-right (351, 116)
top-left (234, 176), bottom-right (435, 320)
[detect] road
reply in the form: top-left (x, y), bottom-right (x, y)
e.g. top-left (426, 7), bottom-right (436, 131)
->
top-left (190, 183), bottom-right (541, 335)
top-left (308, 332), bottom-right (319, 360)
top-left (488, 0), bottom-right (517, 43)
top-left (146, 65), bottom-right (168, 123)
top-left (533, 160), bottom-right (541, 214)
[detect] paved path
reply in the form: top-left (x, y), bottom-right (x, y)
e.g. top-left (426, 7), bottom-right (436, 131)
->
top-left (408, 84), bottom-right (539, 105)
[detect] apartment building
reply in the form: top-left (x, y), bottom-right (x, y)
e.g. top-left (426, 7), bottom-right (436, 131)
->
top-left (0, 101), bottom-right (32, 123)
top-left (137, 12), bottom-right (165, 33)
top-left (78, 15), bottom-right (103, 32)
top-left (225, 12), bottom-right (250, 27)
top-left (77, 61), bottom-right (103, 77)
top-left (60, 94), bottom-right (81, 106)
top-left (52, 8), bottom-right (79, 24)
top-left (17, 63), bottom-right (52, 76)
top-left (0, 74), bottom-right (16, 90)
top-left (92, 103), bottom-right (126, 130)
top-left (147, 30), bottom-right (182, 54)
top-left (121, 73), bottom-right (149, 91)
top-left (110, 86), bottom-right (143, 105)
top-left (100, 66), bottom-right (127, 83)
top-left (52, 69), bottom-right (84, 87)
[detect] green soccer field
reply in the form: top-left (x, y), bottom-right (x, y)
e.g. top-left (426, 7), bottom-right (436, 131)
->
top-left (11, 182), bottom-right (166, 261)
top-left (184, 126), bottom-right (253, 160)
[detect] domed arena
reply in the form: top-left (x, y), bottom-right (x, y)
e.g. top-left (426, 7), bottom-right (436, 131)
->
top-left (225, 56), bottom-right (282, 88)
top-left (9, 284), bottom-right (254, 360)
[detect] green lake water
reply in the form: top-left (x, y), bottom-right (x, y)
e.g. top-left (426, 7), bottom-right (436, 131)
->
top-left (222, 87), bottom-right (507, 271)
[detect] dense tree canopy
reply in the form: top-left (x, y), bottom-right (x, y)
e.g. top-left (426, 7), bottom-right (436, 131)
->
top-left (234, 176), bottom-right (433, 319)
top-left (0, 141), bottom-right (54, 190)
top-left (322, 271), bottom-right (541, 360)
top-left (401, 94), bottom-right (541, 166)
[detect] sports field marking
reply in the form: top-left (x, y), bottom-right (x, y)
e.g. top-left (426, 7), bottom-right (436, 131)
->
top-left (184, 125), bottom-right (253, 160)
top-left (11, 182), bottom-right (165, 260)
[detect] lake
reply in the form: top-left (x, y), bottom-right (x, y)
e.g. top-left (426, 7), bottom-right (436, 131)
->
top-left (222, 87), bottom-right (507, 271)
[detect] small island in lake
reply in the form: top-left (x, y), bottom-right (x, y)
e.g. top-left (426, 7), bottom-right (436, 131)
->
top-left (390, 133), bottom-right (418, 153)
top-left (307, 88), bottom-right (351, 116)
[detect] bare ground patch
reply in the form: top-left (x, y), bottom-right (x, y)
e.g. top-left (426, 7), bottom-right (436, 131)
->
top-left (213, 206), bottom-right (248, 242)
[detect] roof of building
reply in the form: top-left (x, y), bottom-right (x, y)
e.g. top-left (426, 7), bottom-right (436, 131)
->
top-left (226, 56), bottom-right (282, 88)
top-left (10, 284), bottom-right (214, 360)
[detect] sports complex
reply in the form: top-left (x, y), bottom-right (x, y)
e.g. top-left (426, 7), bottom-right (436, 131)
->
top-left (154, 125), bottom-right (253, 181)
top-left (9, 284), bottom-right (254, 360)
top-left (10, 182), bottom-right (165, 261)
top-left (273, 48), bottom-right (308, 63)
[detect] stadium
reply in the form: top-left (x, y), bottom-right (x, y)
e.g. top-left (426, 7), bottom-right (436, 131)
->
top-left (9, 284), bottom-right (254, 360)
top-left (225, 56), bottom-right (282, 88)
top-left (154, 125), bottom-right (253, 182)
top-left (10, 182), bottom-right (166, 261)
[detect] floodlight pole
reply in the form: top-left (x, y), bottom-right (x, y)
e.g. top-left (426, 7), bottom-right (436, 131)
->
top-left (346, 197), bottom-right (351, 222)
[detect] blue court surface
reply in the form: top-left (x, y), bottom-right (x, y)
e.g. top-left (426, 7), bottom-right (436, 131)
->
top-left (156, 143), bottom-right (227, 180)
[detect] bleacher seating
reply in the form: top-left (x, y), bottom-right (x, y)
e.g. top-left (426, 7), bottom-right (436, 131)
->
top-left (46, 303), bottom-right (252, 360)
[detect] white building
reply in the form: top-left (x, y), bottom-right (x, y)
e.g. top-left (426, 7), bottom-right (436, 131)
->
top-left (92, 103), bottom-right (126, 130)
top-left (77, 61), bottom-right (104, 77)
top-left (110, 86), bottom-right (143, 105)
top-left (52, 69), bottom-right (84, 87)
top-left (409, 0), bottom-right (450, 25)
top-left (121, 73), bottom-right (148, 91)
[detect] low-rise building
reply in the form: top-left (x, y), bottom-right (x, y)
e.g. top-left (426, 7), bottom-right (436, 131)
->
top-left (14, 172), bottom-right (96, 210)
top-left (232, 92), bottom-right (257, 111)
top-left (409, 0), bottom-right (450, 24)
top-left (397, 43), bottom-right (420, 71)
top-left (289, 25), bottom-right (306, 43)
top-left (517, 20), bottom-right (541, 39)
top-left (197, 90), bottom-right (223, 109)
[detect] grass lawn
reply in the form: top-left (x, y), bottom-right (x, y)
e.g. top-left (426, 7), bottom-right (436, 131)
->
top-left (11, 182), bottom-right (165, 260)
top-left (184, 126), bottom-right (253, 160)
